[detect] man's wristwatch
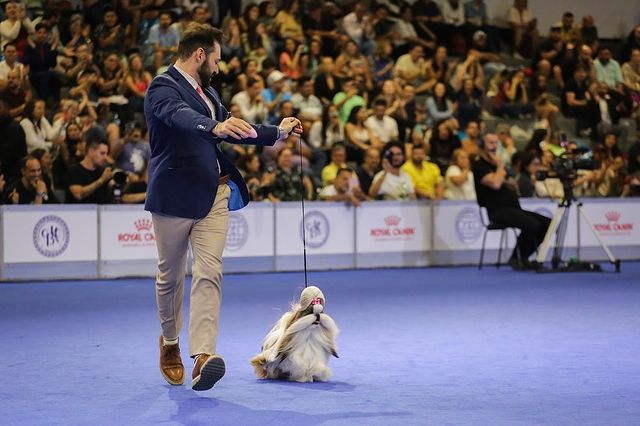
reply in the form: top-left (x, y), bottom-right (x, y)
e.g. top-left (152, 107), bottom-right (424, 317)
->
top-left (37, 191), bottom-right (48, 201)
top-left (278, 126), bottom-right (288, 141)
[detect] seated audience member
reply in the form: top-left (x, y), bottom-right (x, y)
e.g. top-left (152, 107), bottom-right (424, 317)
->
top-left (0, 98), bottom-right (27, 184)
top-left (321, 143), bottom-right (349, 186)
top-left (369, 142), bottom-right (416, 200)
top-left (401, 143), bottom-right (443, 200)
top-left (562, 65), bottom-right (598, 137)
top-left (20, 99), bottom-right (62, 153)
top-left (450, 49), bottom-right (484, 93)
top-left (345, 105), bottom-right (381, 163)
top-left (356, 147), bottom-right (381, 199)
top-left (493, 69), bottom-right (535, 118)
top-left (314, 56), bottom-right (340, 105)
top-left (516, 150), bottom-right (542, 197)
top-left (30, 148), bottom-right (59, 201)
top-left (622, 48), bottom-right (640, 106)
top-left (65, 133), bottom-right (113, 204)
top-left (0, 42), bottom-right (27, 91)
top-left (364, 98), bottom-right (399, 145)
top-left (392, 5), bottom-right (436, 55)
top-left (121, 167), bottom-right (148, 204)
top-left (23, 24), bottom-right (60, 101)
top-left (444, 149), bottom-right (476, 200)
top-left (426, 82), bottom-right (456, 125)
top-left (268, 148), bottom-right (313, 202)
top-left (333, 78), bottom-right (367, 124)
top-left (533, 23), bottom-right (567, 87)
top-left (4, 155), bottom-right (53, 204)
top-left (507, 0), bottom-right (539, 58)
top-left (393, 44), bottom-right (428, 92)
top-left (594, 46), bottom-right (625, 94)
top-left (145, 10), bottom-right (179, 70)
top-left (473, 133), bottom-right (550, 270)
top-left (115, 123), bottom-right (150, 179)
top-left (455, 78), bottom-right (483, 129)
top-left (0, 67), bottom-right (32, 118)
top-left (308, 105), bottom-right (345, 152)
top-left (460, 119), bottom-right (481, 159)
top-left (291, 76), bottom-right (323, 121)
top-left (0, 2), bottom-right (35, 58)
top-left (319, 167), bottom-right (364, 207)
top-left (429, 119), bottom-right (462, 174)
top-left (231, 75), bottom-right (268, 124)
top-left (621, 25), bottom-right (640, 63)
top-left (262, 70), bottom-right (292, 124)
top-left (341, 2), bottom-right (375, 57)
top-left (124, 54), bottom-right (152, 113)
top-left (496, 124), bottom-right (517, 171)
top-left (238, 152), bottom-right (275, 201)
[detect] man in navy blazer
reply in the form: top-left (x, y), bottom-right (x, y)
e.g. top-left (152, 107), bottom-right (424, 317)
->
top-left (144, 22), bottom-right (302, 391)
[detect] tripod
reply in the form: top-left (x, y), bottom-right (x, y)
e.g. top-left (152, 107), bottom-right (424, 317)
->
top-left (535, 178), bottom-right (621, 272)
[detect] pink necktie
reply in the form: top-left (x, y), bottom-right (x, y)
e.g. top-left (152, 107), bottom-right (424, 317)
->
top-left (196, 85), bottom-right (214, 117)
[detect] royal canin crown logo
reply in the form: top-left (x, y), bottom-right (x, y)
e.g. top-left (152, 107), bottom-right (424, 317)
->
top-left (134, 219), bottom-right (153, 231)
top-left (371, 215), bottom-right (415, 239)
top-left (595, 210), bottom-right (633, 235)
top-left (384, 215), bottom-right (401, 226)
top-left (605, 211), bottom-right (620, 222)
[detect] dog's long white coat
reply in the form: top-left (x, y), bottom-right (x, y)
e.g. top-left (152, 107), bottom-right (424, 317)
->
top-left (252, 312), bottom-right (339, 382)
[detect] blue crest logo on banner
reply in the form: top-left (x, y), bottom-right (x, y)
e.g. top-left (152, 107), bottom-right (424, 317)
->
top-left (301, 211), bottom-right (330, 248)
top-left (32, 215), bottom-right (70, 257)
top-left (226, 212), bottom-right (249, 251)
top-left (455, 207), bottom-right (482, 244)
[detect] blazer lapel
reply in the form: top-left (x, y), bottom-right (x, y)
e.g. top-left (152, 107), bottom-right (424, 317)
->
top-left (166, 65), bottom-right (211, 117)
top-left (204, 86), bottom-right (226, 121)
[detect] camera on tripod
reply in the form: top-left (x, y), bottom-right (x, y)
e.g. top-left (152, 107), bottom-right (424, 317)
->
top-left (111, 168), bottom-right (128, 202)
top-left (535, 150), bottom-right (598, 183)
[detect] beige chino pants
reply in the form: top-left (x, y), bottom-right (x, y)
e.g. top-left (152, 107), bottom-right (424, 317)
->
top-left (152, 184), bottom-right (230, 357)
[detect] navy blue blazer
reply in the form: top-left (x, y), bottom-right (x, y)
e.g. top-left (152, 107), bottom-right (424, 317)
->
top-left (143, 65), bottom-right (277, 219)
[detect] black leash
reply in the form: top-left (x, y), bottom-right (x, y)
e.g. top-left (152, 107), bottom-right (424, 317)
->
top-left (298, 133), bottom-right (308, 288)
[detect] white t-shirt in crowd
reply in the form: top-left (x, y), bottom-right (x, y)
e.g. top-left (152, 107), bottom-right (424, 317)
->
top-left (372, 169), bottom-right (414, 200)
top-left (364, 115), bottom-right (399, 144)
top-left (444, 165), bottom-right (476, 200)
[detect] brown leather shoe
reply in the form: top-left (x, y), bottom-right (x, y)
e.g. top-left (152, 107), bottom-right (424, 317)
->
top-left (159, 335), bottom-right (184, 385)
top-left (192, 353), bottom-right (225, 391)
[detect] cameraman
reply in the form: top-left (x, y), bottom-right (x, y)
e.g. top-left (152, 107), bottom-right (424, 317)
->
top-left (65, 132), bottom-right (113, 204)
top-left (473, 134), bottom-right (550, 270)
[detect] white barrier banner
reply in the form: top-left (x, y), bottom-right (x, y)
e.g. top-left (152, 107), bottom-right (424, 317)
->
top-left (577, 201), bottom-right (640, 247)
top-left (100, 206), bottom-right (157, 261)
top-left (433, 202), bottom-right (504, 250)
top-left (2, 206), bottom-right (97, 263)
top-left (224, 204), bottom-right (274, 258)
top-left (275, 203), bottom-right (354, 256)
top-left (356, 202), bottom-right (430, 253)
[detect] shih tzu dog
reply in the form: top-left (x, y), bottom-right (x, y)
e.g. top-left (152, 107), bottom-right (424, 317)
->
top-left (251, 286), bottom-right (339, 382)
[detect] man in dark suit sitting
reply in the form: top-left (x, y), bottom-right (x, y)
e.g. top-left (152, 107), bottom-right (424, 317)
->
top-left (144, 22), bottom-right (302, 392)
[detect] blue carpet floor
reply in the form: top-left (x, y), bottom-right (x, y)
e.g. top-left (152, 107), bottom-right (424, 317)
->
top-left (1, 263), bottom-right (639, 426)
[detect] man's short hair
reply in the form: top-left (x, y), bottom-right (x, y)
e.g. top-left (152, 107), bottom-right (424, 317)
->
top-left (21, 155), bottom-right (40, 170)
top-left (177, 23), bottom-right (223, 60)
top-left (85, 127), bottom-right (109, 151)
top-left (3, 42), bottom-right (16, 51)
top-left (35, 23), bottom-right (47, 32)
top-left (336, 167), bottom-right (353, 177)
top-left (297, 76), bottom-right (312, 86)
top-left (331, 142), bottom-right (346, 153)
top-left (373, 98), bottom-right (387, 108)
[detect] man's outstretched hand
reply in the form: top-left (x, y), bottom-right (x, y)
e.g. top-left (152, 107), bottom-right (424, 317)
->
top-left (279, 117), bottom-right (303, 141)
top-left (213, 117), bottom-right (258, 140)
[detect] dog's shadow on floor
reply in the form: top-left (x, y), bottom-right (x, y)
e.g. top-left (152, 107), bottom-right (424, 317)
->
top-left (167, 386), bottom-right (407, 426)
top-left (259, 379), bottom-right (357, 392)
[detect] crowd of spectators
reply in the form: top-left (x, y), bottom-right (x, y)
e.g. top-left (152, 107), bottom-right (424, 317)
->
top-left (1, 0), bottom-right (639, 206)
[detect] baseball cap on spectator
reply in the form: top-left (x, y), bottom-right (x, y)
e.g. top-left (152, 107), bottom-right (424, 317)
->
top-left (472, 30), bottom-right (487, 42)
top-left (267, 70), bottom-right (286, 87)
